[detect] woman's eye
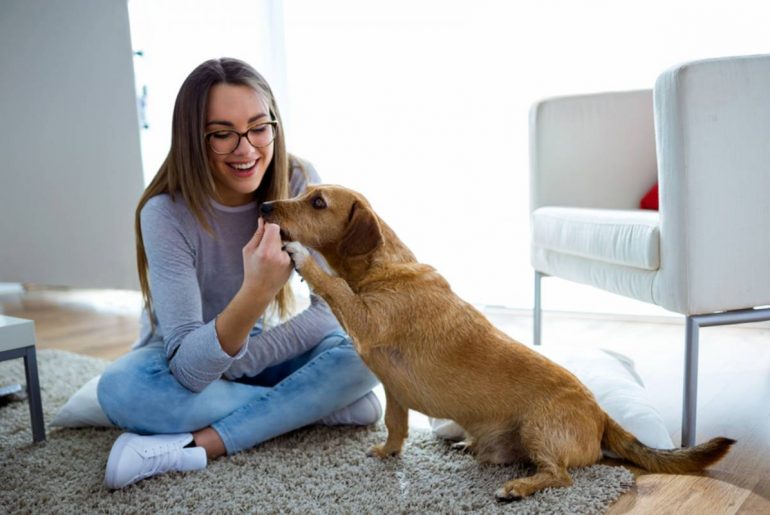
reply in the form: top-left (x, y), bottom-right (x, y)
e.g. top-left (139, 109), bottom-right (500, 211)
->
top-left (212, 131), bottom-right (233, 140)
top-left (249, 125), bottom-right (268, 134)
top-left (312, 196), bottom-right (327, 209)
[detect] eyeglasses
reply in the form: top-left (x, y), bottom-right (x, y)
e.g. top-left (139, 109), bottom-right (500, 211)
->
top-left (204, 121), bottom-right (278, 154)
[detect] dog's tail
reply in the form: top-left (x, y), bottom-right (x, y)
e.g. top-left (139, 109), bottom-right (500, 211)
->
top-left (602, 415), bottom-right (735, 473)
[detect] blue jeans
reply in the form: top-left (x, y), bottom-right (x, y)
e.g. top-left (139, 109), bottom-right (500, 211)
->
top-left (97, 331), bottom-right (379, 455)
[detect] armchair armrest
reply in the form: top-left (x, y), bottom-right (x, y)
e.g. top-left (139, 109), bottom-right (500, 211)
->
top-left (653, 54), bottom-right (770, 314)
top-left (529, 89), bottom-right (657, 212)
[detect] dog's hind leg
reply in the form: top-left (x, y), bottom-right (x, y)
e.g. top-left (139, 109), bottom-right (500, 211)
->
top-left (494, 410), bottom-right (600, 500)
top-left (494, 459), bottom-right (573, 501)
top-left (367, 389), bottom-right (409, 458)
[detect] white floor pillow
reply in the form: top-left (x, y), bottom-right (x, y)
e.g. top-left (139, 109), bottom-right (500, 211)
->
top-left (430, 346), bottom-right (675, 452)
top-left (51, 375), bottom-right (114, 428)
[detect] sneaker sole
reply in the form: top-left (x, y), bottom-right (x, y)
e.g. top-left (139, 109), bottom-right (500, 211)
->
top-left (105, 432), bottom-right (133, 489)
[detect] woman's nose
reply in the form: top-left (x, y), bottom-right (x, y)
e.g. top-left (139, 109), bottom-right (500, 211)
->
top-left (233, 134), bottom-right (256, 155)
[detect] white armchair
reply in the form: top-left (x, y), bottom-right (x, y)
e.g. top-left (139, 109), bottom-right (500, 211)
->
top-left (529, 54), bottom-right (770, 447)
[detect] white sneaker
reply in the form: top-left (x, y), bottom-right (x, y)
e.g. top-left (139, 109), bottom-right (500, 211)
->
top-left (105, 432), bottom-right (207, 489)
top-left (321, 391), bottom-right (383, 426)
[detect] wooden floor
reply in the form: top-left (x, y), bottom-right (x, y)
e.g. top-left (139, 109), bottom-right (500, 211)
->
top-left (2, 287), bottom-right (768, 514)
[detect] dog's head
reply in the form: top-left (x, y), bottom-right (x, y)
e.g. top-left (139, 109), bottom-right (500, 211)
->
top-left (261, 184), bottom-right (383, 258)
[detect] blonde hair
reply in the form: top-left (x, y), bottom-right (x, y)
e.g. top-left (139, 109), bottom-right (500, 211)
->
top-left (136, 58), bottom-right (298, 327)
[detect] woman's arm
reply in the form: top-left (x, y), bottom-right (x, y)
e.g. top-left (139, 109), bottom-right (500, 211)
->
top-left (141, 199), bottom-right (231, 392)
top-left (141, 198), bottom-right (291, 392)
top-left (149, 160), bottom-right (329, 390)
top-left (214, 218), bottom-right (292, 355)
top-left (223, 293), bottom-right (342, 380)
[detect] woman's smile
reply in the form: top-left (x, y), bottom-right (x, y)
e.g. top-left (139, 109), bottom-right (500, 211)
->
top-left (228, 159), bottom-right (258, 177)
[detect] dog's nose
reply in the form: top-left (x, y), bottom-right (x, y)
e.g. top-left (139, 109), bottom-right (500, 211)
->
top-left (260, 203), bottom-right (274, 215)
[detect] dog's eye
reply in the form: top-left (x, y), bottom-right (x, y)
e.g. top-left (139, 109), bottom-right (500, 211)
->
top-left (311, 196), bottom-right (327, 209)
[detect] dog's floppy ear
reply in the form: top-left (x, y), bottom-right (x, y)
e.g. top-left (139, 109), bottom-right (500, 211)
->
top-left (338, 201), bottom-right (382, 257)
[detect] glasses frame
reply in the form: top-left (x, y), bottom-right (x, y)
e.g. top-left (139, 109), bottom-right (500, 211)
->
top-left (204, 120), bottom-right (279, 155)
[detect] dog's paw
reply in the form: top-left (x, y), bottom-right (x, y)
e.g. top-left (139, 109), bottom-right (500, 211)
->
top-left (283, 241), bottom-right (310, 269)
top-left (366, 443), bottom-right (401, 459)
top-left (450, 440), bottom-right (475, 454)
top-left (494, 486), bottom-right (523, 503)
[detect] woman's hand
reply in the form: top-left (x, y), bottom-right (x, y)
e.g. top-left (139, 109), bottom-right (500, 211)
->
top-left (241, 217), bottom-right (293, 297)
top-left (216, 218), bottom-right (293, 356)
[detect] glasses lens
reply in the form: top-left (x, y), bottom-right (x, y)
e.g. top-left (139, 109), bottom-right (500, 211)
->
top-left (206, 123), bottom-right (276, 154)
top-left (208, 131), bottom-right (239, 154)
top-left (246, 123), bottom-right (275, 148)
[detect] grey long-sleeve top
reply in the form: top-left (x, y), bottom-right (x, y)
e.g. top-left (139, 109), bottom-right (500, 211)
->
top-left (133, 162), bottom-right (342, 392)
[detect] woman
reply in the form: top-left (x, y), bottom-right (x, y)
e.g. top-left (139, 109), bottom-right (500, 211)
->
top-left (97, 58), bottom-right (381, 489)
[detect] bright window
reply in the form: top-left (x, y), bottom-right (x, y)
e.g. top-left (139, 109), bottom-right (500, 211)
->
top-left (282, 0), bottom-right (770, 314)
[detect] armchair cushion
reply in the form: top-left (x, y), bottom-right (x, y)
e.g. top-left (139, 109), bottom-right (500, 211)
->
top-left (531, 207), bottom-right (660, 270)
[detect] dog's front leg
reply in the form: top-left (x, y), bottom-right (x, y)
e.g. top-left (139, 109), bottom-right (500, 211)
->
top-left (367, 388), bottom-right (408, 458)
top-left (285, 242), bottom-right (370, 343)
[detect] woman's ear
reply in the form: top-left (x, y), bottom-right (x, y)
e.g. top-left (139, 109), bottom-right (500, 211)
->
top-left (337, 201), bottom-right (383, 257)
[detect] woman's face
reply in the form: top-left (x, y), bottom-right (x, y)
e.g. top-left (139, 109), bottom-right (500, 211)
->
top-left (205, 83), bottom-right (275, 206)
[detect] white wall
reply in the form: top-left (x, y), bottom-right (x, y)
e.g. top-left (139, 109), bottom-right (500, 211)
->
top-left (0, 0), bottom-right (144, 290)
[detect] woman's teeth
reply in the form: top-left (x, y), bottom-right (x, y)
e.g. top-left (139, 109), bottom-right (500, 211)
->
top-left (231, 161), bottom-right (256, 170)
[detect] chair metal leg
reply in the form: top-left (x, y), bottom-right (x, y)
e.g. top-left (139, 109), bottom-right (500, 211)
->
top-left (533, 271), bottom-right (543, 346)
top-left (681, 307), bottom-right (770, 447)
top-left (682, 316), bottom-right (699, 447)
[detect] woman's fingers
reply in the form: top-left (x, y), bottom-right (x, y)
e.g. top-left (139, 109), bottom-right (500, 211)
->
top-left (241, 218), bottom-right (294, 297)
top-left (261, 224), bottom-right (293, 273)
top-left (245, 217), bottom-right (266, 252)
top-left (244, 220), bottom-right (290, 270)
top-left (259, 222), bottom-right (284, 251)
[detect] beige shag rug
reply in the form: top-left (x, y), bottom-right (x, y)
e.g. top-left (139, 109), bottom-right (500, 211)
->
top-left (0, 350), bottom-right (634, 514)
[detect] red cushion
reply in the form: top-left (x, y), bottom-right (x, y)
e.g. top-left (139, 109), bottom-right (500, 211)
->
top-left (640, 182), bottom-right (659, 210)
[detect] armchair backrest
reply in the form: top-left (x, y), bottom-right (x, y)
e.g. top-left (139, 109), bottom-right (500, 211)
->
top-left (529, 90), bottom-right (657, 212)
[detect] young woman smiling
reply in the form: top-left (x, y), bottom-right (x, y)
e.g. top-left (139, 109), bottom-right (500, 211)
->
top-left (97, 58), bottom-right (381, 489)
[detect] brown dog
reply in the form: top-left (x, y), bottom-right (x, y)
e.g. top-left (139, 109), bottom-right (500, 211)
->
top-left (260, 184), bottom-right (734, 501)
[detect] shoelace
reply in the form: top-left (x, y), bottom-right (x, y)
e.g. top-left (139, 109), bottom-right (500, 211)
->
top-left (141, 444), bottom-right (184, 477)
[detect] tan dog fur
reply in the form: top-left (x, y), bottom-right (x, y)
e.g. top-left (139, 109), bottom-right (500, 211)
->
top-left (261, 184), bottom-right (734, 501)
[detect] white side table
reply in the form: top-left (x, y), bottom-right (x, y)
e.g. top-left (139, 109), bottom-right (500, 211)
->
top-left (0, 315), bottom-right (45, 442)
